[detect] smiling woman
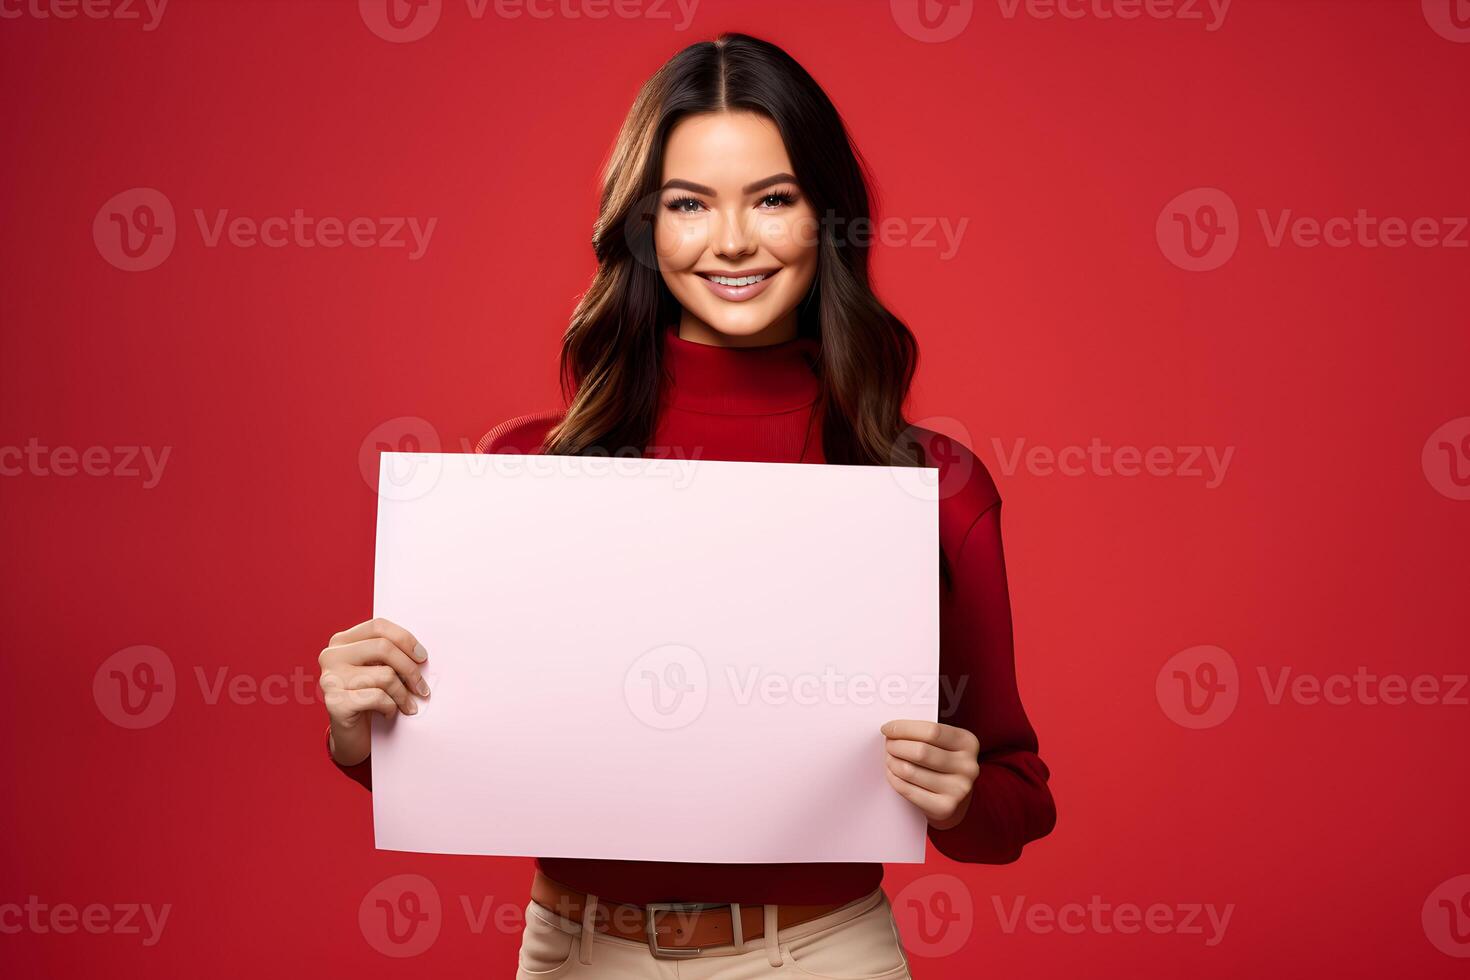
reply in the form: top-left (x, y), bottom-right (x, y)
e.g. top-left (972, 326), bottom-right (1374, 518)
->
top-left (318, 31), bottom-right (1055, 979)
top-left (539, 32), bottom-right (930, 463)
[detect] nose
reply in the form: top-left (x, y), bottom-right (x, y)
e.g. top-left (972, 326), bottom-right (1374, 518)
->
top-left (711, 206), bottom-right (758, 261)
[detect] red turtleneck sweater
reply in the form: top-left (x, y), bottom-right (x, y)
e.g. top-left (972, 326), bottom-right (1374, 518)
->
top-left (334, 324), bottom-right (1055, 904)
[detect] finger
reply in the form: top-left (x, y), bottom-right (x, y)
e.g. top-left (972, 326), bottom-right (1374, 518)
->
top-left (341, 686), bottom-right (399, 720)
top-left (886, 754), bottom-right (970, 795)
top-left (880, 719), bottom-right (977, 752)
top-left (329, 617), bottom-right (427, 663)
top-left (341, 638), bottom-right (430, 696)
top-left (884, 767), bottom-right (947, 816)
top-left (885, 737), bottom-right (969, 774)
top-left (349, 665), bottom-right (418, 715)
top-left (886, 738), bottom-right (981, 779)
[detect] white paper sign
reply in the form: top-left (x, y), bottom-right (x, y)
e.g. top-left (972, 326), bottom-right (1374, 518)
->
top-left (371, 452), bottom-right (938, 863)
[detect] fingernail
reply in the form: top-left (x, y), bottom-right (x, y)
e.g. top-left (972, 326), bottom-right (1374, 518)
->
top-left (406, 700), bottom-right (418, 715)
top-left (417, 679), bottom-right (430, 696)
top-left (412, 643), bottom-right (428, 663)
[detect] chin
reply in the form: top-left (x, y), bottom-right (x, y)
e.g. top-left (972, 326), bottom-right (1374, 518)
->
top-left (681, 293), bottom-right (799, 339)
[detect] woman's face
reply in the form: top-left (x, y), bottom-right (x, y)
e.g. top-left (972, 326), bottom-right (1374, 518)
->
top-left (654, 110), bottom-right (819, 346)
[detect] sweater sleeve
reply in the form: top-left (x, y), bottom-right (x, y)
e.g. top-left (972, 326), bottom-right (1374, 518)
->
top-left (326, 725), bottom-right (372, 790)
top-left (927, 500), bottom-right (1057, 863)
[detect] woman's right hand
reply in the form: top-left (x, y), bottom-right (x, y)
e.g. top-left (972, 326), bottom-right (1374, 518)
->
top-left (318, 617), bottom-right (430, 766)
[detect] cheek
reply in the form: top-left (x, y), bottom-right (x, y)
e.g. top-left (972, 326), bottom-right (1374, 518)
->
top-left (762, 210), bottom-right (817, 261)
top-left (654, 214), bottom-right (707, 271)
top-left (762, 208), bottom-right (820, 284)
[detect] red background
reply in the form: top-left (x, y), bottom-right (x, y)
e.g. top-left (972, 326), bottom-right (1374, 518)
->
top-left (2, 0), bottom-right (1467, 977)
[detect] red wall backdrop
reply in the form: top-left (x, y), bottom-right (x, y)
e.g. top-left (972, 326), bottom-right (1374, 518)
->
top-left (2, 1), bottom-right (1467, 977)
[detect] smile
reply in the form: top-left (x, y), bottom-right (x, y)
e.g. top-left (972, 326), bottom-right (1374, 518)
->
top-left (696, 268), bottom-right (780, 302)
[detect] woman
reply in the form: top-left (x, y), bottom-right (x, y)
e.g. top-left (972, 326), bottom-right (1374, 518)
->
top-left (318, 32), bottom-right (1055, 978)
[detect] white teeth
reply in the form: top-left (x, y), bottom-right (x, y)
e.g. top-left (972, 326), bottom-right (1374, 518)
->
top-left (707, 273), bottom-right (767, 287)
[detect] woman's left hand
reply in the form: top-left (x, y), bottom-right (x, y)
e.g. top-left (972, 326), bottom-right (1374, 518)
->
top-left (881, 720), bottom-right (982, 830)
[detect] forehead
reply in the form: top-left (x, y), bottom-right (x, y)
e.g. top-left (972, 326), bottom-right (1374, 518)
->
top-left (661, 110), bottom-right (793, 183)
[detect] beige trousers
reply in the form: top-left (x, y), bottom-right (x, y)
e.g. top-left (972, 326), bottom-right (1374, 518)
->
top-left (514, 886), bottom-right (913, 979)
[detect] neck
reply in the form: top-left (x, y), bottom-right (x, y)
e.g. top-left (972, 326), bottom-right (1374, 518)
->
top-left (660, 321), bottom-right (820, 416)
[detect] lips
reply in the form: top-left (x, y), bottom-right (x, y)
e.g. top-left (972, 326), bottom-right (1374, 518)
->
top-left (695, 267), bottom-right (780, 302)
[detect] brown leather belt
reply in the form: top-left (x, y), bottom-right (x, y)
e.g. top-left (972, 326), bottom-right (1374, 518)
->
top-left (529, 870), bottom-right (846, 958)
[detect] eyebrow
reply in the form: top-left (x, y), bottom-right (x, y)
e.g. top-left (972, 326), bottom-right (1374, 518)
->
top-left (659, 173), bottom-right (799, 196)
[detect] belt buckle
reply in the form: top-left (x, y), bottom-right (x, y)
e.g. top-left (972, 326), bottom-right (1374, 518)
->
top-left (644, 902), bottom-right (727, 959)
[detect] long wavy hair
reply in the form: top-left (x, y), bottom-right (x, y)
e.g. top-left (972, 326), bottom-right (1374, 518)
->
top-left (542, 32), bottom-right (932, 475)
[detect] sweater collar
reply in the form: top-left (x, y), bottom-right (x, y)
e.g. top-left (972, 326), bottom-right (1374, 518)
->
top-left (660, 323), bottom-right (821, 416)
